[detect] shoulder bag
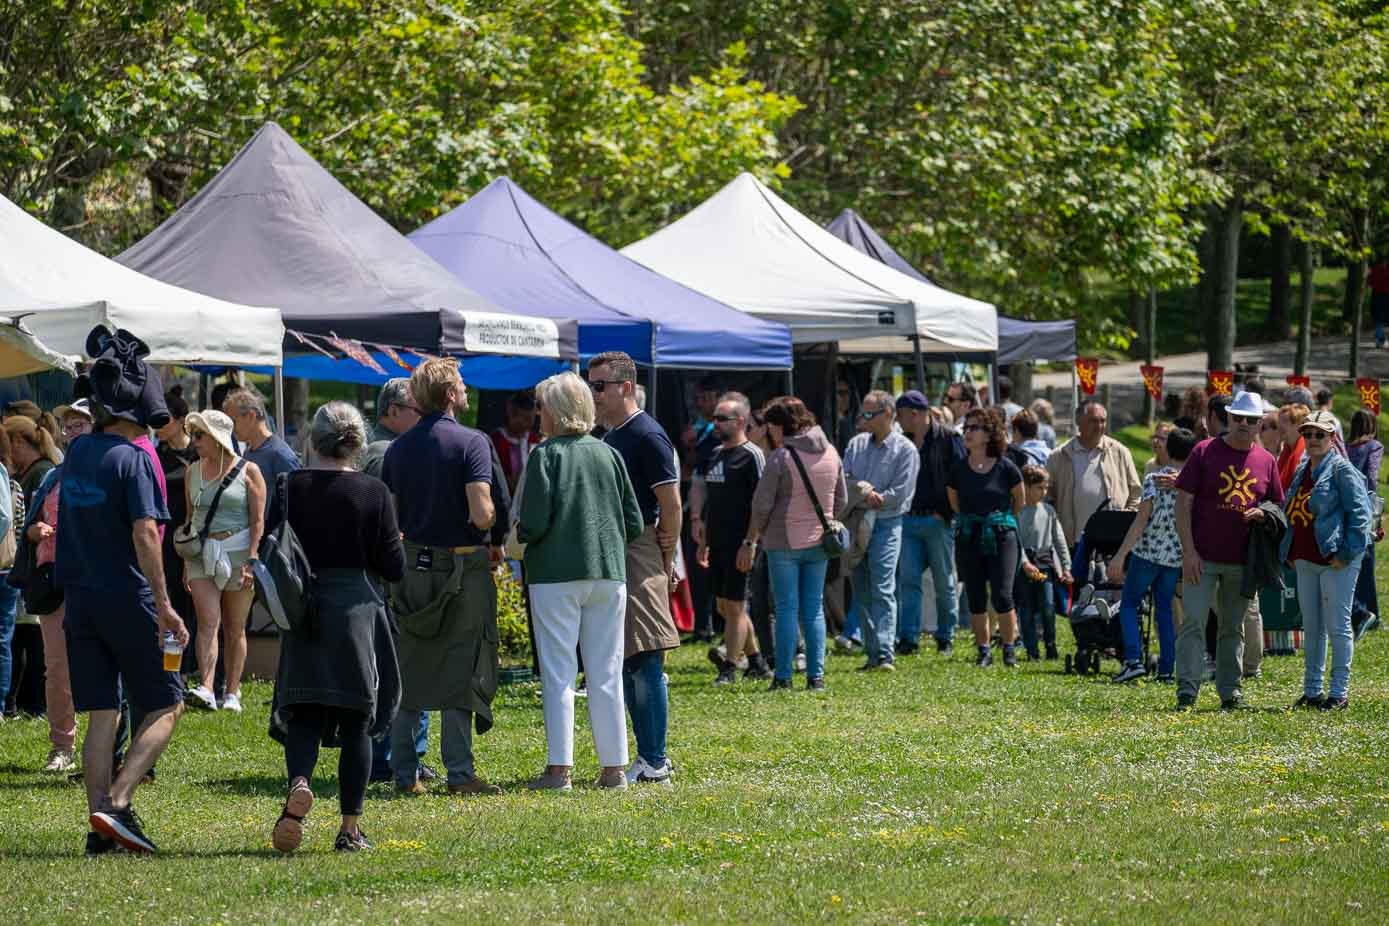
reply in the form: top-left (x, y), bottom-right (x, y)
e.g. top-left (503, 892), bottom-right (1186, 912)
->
top-left (786, 446), bottom-right (849, 558)
top-left (254, 472), bottom-right (317, 633)
top-left (173, 459), bottom-right (246, 561)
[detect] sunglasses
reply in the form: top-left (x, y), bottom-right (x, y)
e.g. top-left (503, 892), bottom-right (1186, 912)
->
top-left (587, 379), bottom-right (627, 394)
top-left (712, 414), bottom-right (739, 423)
top-left (859, 408), bottom-right (886, 420)
top-left (1230, 414), bottom-right (1261, 425)
top-left (187, 429), bottom-right (209, 440)
top-left (1299, 429), bottom-right (1330, 440)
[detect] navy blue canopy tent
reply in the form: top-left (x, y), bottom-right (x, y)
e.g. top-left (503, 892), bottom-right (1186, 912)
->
top-left (826, 209), bottom-right (1076, 365)
top-left (409, 177), bottom-right (793, 371)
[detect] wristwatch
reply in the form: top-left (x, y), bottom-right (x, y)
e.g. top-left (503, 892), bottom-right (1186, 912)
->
top-left (741, 538), bottom-right (758, 549)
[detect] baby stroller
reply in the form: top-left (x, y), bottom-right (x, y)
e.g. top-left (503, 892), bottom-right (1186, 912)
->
top-left (1064, 508), bottom-right (1154, 676)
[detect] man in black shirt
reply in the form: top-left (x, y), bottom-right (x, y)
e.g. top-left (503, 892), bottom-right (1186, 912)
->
top-left (691, 392), bottom-right (772, 685)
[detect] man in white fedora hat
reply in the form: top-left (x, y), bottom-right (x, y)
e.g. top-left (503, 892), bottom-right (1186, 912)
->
top-left (1173, 389), bottom-right (1286, 709)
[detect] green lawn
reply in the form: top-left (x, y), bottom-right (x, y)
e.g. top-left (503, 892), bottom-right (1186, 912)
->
top-left (3, 600), bottom-right (1389, 921)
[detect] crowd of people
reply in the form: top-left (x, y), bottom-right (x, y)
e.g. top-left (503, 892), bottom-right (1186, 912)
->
top-left (0, 332), bottom-right (1381, 858)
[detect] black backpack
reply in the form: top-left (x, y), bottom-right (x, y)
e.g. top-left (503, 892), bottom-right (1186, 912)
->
top-left (254, 473), bottom-right (317, 633)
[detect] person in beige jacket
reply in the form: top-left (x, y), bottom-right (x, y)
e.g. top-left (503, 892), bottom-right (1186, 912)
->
top-left (1045, 400), bottom-right (1142, 554)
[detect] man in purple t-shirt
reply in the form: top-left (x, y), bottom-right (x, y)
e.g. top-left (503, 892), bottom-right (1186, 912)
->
top-left (1174, 392), bottom-right (1285, 708)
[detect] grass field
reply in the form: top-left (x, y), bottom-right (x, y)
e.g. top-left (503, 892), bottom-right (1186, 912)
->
top-left (3, 600), bottom-right (1389, 922)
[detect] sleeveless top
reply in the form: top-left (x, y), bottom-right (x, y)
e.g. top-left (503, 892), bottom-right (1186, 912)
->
top-left (187, 459), bottom-right (250, 536)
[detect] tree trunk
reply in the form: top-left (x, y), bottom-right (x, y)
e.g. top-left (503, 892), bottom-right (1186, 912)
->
top-left (1127, 290), bottom-right (1146, 358)
top-left (1295, 241), bottom-right (1316, 376)
top-left (1009, 361), bottom-right (1033, 404)
top-left (1196, 211), bottom-right (1219, 345)
top-left (146, 159), bottom-right (193, 221)
top-left (1206, 198), bottom-right (1242, 372)
top-left (1144, 288), bottom-right (1158, 424)
top-left (1346, 208), bottom-right (1370, 379)
top-left (48, 187), bottom-right (86, 236)
top-left (1267, 223), bottom-right (1292, 339)
top-left (286, 377), bottom-right (310, 455)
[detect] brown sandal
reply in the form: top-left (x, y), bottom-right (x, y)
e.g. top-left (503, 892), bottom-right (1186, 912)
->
top-left (272, 777), bottom-right (314, 853)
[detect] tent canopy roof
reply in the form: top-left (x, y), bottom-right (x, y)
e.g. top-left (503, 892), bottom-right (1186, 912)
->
top-left (0, 194), bottom-right (284, 377)
top-left (409, 177), bottom-right (792, 369)
top-left (119, 122), bottom-right (570, 361)
top-left (621, 173), bottom-right (996, 351)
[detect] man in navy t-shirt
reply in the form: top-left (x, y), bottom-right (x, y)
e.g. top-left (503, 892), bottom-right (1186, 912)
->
top-left (56, 334), bottom-right (188, 856)
top-left (381, 358), bottom-right (501, 797)
top-left (224, 387), bottom-right (300, 527)
top-left (590, 350), bottom-right (681, 786)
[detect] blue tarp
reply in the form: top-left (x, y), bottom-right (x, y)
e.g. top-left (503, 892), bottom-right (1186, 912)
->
top-left (228, 352), bottom-right (570, 391)
top-left (410, 178), bottom-right (793, 370)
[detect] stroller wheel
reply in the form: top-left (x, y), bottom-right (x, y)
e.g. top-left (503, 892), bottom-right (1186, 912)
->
top-left (1087, 651), bottom-right (1101, 675)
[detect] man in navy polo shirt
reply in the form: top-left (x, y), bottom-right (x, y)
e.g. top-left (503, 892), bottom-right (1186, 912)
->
top-left (589, 350), bottom-right (682, 785)
top-left (382, 358), bottom-right (502, 796)
top-left (58, 329), bottom-right (188, 856)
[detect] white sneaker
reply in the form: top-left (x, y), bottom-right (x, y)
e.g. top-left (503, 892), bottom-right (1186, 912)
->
top-left (221, 693), bottom-right (243, 714)
top-left (42, 748), bottom-right (77, 774)
top-left (186, 685), bottom-right (218, 711)
top-left (626, 756), bottom-right (674, 786)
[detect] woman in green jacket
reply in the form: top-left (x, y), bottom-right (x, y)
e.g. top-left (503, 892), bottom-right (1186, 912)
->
top-left (518, 372), bottom-right (644, 791)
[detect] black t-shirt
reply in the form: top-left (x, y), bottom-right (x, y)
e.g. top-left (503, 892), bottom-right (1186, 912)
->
top-left (948, 457), bottom-right (1022, 516)
top-left (603, 411), bottom-right (679, 525)
top-left (700, 441), bottom-right (765, 552)
top-left (157, 441), bottom-right (199, 534)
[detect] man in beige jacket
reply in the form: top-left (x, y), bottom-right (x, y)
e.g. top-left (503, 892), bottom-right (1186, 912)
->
top-left (1046, 400), bottom-right (1143, 557)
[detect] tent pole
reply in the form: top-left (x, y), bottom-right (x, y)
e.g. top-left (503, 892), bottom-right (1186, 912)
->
top-left (648, 368), bottom-right (658, 414)
top-left (785, 368), bottom-right (794, 395)
top-left (1071, 366), bottom-right (1078, 440)
top-left (198, 372), bottom-right (211, 412)
top-left (912, 335), bottom-right (926, 393)
top-left (273, 368), bottom-right (286, 439)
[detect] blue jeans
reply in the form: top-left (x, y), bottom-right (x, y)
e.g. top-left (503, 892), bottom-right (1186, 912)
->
top-left (1118, 554), bottom-right (1179, 673)
top-left (852, 516), bottom-right (904, 665)
top-left (0, 579), bottom-right (16, 709)
top-left (896, 514), bottom-right (959, 645)
top-left (391, 709), bottom-right (472, 787)
top-left (1015, 575), bottom-right (1056, 656)
top-left (1296, 555), bottom-right (1362, 700)
top-left (371, 712), bottom-right (429, 780)
top-left (623, 650), bottom-right (668, 766)
top-left (767, 546), bottom-right (830, 681)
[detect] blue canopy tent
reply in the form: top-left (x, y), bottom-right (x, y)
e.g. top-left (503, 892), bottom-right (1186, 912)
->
top-left (409, 177), bottom-right (793, 372)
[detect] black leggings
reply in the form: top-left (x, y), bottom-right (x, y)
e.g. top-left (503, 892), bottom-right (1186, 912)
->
top-left (959, 529), bottom-right (1019, 614)
top-left (283, 704), bottom-right (371, 817)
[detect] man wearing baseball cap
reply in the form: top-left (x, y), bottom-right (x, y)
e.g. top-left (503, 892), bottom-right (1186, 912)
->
top-left (894, 391), bottom-right (963, 655)
top-left (1174, 389), bottom-right (1285, 709)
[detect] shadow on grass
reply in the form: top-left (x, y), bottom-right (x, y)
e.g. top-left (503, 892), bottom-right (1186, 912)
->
top-left (203, 774), bottom-right (333, 800)
top-left (0, 846), bottom-right (286, 860)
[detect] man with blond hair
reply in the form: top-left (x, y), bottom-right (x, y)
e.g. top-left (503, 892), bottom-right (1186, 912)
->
top-left (381, 358), bottom-right (501, 796)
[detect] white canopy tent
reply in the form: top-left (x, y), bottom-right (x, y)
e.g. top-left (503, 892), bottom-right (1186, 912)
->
top-left (0, 194), bottom-right (284, 378)
top-left (622, 173), bottom-right (997, 353)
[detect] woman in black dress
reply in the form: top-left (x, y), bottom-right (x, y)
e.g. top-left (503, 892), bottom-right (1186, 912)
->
top-left (269, 401), bottom-right (404, 854)
top-left (155, 386), bottom-right (199, 671)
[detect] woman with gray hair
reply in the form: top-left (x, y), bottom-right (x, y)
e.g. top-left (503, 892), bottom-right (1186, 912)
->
top-left (517, 372), bottom-right (644, 790)
top-left (268, 401), bottom-right (404, 853)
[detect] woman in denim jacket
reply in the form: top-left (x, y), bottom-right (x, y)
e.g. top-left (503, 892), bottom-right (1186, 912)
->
top-left (1279, 411), bottom-right (1373, 710)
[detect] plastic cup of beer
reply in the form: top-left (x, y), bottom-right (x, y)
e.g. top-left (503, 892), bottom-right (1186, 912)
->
top-left (162, 632), bottom-right (183, 672)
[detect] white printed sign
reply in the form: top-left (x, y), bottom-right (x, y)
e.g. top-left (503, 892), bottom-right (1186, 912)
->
top-left (460, 311), bottom-right (561, 358)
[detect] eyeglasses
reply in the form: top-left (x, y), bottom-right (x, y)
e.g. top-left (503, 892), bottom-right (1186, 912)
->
top-left (1299, 429), bottom-right (1330, 441)
top-left (859, 408), bottom-right (886, 421)
top-left (712, 414), bottom-right (739, 423)
top-left (1230, 414), bottom-right (1261, 425)
top-left (587, 379), bottom-right (627, 394)
top-left (187, 429), bottom-right (209, 440)
top-left (391, 402), bottom-right (422, 415)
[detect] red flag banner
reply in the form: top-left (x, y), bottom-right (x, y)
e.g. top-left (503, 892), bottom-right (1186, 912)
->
top-left (1139, 364), bottom-right (1164, 400)
top-left (1357, 377), bottom-right (1381, 415)
top-left (373, 343), bottom-right (415, 372)
top-left (1206, 370), bottom-right (1234, 397)
top-left (1286, 374), bottom-right (1311, 389)
top-left (326, 331), bottom-right (388, 376)
top-left (288, 329), bottom-right (336, 360)
top-left (1075, 357), bottom-right (1099, 396)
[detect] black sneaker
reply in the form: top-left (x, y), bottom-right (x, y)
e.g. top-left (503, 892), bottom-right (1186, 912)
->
top-left (1002, 645), bottom-right (1018, 668)
top-left (1292, 694), bottom-right (1324, 709)
top-left (743, 655), bottom-right (773, 681)
top-left (1319, 696), bottom-right (1349, 711)
top-left (334, 829), bottom-right (372, 852)
top-left (768, 678), bottom-right (793, 691)
top-left (1113, 662), bottom-right (1146, 684)
top-left (936, 639), bottom-right (954, 656)
top-left (84, 831), bottom-right (121, 858)
top-left (806, 676), bottom-right (826, 691)
top-left (1219, 695), bottom-right (1244, 711)
top-left (1044, 644), bottom-right (1059, 660)
top-left (975, 647), bottom-right (993, 668)
top-left (1176, 694), bottom-right (1197, 709)
top-left (1155, 673), bottom-right (1175, 684)
top-left (714, 664), bottom-right (738, 686)
top-left (417, 762), bottom-right (440, 783)
top-left (90, 803), bottom-right (157, 854)
top-left (896, 640), bottom-right (920, 656)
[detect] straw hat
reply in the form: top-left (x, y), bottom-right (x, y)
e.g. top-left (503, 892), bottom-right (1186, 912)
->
top-left (185, 410), bottom-right (237, 458)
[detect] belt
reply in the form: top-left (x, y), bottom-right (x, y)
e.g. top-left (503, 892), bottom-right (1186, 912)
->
top-left (404, 540), bottom-right (481, 554)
